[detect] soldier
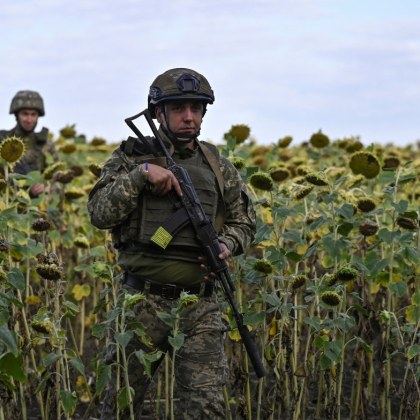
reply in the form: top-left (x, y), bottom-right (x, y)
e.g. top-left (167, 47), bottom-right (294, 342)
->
top-left (0, 90), bottom-right (58, 196)
top-left (87, 68), bottom-right (256, 419)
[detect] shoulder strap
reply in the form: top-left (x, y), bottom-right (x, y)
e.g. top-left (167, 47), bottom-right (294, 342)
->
top-left (197, 141), bottom-right (226, 232)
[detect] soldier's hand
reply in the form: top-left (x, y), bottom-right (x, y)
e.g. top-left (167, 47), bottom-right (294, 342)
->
top-left (146, 164), bottom-right (182, 197)
top-left (199, 242), bottom-right (231, 281)
top-left (29, 183), bottom-right (45, 197)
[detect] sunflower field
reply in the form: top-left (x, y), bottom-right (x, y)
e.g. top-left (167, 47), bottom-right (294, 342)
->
top-left (0, 124), bottom-right (419, 420)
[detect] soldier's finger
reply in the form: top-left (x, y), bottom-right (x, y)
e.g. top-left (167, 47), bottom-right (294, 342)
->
top-left (171, 175), bottom-right (183, 197)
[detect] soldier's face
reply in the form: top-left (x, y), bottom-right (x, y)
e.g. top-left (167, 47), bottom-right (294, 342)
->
top-left (157, 101), bottom-right (203, 139)
top-left (17, 109), bottom-right (39, 132)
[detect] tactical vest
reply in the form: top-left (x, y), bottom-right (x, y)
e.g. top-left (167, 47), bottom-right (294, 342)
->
top-left (114, 138), bottom-right (222, 263)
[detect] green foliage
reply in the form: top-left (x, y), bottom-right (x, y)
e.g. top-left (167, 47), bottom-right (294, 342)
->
top-left (0, 126), bottom-right (418, 419)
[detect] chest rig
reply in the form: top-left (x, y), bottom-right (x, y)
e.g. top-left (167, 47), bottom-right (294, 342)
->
top-left (116, 136), bottom-right (225, 263)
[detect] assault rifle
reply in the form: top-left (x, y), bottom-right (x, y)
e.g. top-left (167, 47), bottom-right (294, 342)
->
top-left (125, 109), bottom-right (266, 379)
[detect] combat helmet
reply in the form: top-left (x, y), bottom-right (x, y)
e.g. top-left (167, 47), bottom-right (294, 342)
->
top-left (148, 68), bottom-right (215, 118)
top-left (10, 90), bottom-right (45, 116)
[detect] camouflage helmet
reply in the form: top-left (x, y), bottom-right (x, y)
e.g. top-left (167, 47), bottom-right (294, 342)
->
top-left (148, 68), bottom-right (215, 118)
top-left (10, 90), bottom-right (45, 116)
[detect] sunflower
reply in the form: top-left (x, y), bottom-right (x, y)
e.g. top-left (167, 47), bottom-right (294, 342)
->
top-left (291, 275), bottom-right (307, 290)
top-left (0, 136), bottom-right (25, 164)
top-left (253, 259), bottom-right (274, 274)
top-left (249, 172), bottom-right (274, 191)
top-left (225, 124), bottom-right (250, 144)
top-left (349, 151), bottom-right (381, 179)
top-left (278, 136), bottom-right (293, 148)
top-left (321, 291), bottom-right (342, 306)
top-left (228, 156), bottom-right (246, 171)
top-left (309, 130), bottom-right (330, 148)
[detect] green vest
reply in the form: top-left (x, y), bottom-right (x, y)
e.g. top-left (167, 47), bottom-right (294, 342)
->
top-left (115, 145), bottom-right (219, 263)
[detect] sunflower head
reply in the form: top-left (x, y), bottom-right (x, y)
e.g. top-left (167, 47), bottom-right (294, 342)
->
top-left (357, 198), bottom-right (376, 213)
top-left (321, 291), bottom-right (342, 306)
top-left (359, 221), bottom-right (379, 237)
top-left (0, 136), bottom-right (25, 164)
top-left (91, 137), bottom-right (106, 146)
top-left (278, 136), bottom-right (293, 148)
top-left (73, 235), bottom-right (90, 249)
top-left (228, 156), bottom-right (246, 171)
top-left (396, 216), bottom-right (418, 230)
top-left (32, 218), bottom-right (52, 232)
top-left (291, 275), bottom-right (307, 290)
top-left (253, 259), bottom-right (274, 274)
top-left (59, 124), bottom-right (77, 139)
top-left (44, 161), bottom-right (66, 180)
top-left (225, 124), bottom-right (251, 144)
top-left (249, 172), bottom-right (274, 191)
top-left (294, 186), bottom-right (314, 200)
top-left (310, 130), bottom-right (330, 148)
top-left (349, 152), bottom-right (381, 179)
top-left (269, 166), bottom-right (290, 183)
top-left (335, 266), bottom-right (358, 282)
top-left (305, 172), bottom-right (329, 186)
top-left (64, 187), bottom-right (85, 200)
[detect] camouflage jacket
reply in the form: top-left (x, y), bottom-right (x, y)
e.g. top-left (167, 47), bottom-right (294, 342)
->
top-left (0, 125), bottom-right (58, 174)
top-left (87, 127), bottom-right (256, 257)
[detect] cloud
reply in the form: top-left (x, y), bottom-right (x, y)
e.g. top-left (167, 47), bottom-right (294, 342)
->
top-left (1, 0), bottom-right (419, 145)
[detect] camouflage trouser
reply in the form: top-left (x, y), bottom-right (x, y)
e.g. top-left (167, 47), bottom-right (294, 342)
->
top-left (100, 287), bottom-right (228, 419)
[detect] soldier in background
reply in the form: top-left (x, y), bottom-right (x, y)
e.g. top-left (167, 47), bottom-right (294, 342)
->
top-left (0, 90), bottom-right (58, 196)
top-left (88, 68), bottom-right (256, 419)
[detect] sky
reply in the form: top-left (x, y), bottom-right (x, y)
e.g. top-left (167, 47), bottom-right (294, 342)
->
top-left (1, 0), bottom-right (419, 147)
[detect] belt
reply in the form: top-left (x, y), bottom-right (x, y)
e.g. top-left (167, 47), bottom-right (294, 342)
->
top-left (123, 273), bottom-right (214, 300)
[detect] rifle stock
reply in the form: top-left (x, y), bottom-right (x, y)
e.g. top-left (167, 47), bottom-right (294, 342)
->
top-left (125, 109), bottom-right (266, 378)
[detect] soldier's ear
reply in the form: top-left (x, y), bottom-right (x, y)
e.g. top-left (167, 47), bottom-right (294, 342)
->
top-left (155, 106), bottom-right (164, 124)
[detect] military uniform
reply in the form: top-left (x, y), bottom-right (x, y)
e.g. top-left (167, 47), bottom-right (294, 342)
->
top-left (0, 125), bottom-right (55, 174)
top-left (0, 90), bottom-right (58, 175)
top-left (87, 68), bottom-right (256, 419)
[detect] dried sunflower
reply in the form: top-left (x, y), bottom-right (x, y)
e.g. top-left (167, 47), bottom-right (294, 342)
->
top-left (59, 142), bottom-right (77, 154)
top-left (64, 187), bottom-right (85, 200)
top-left (88, 163), bottom-right (102, 177)
top-left (359, 221), bottom-right (379, 236)
top-left (36, 263), bottom-right (62, 281)
top-left (295, 186), bottom-right (314, 200)
top-left (60, 125), bottom-right (77, 139)
top-left (349, 151), bottom-right (381, 179)
top-left (32, 218), bottom-right (52, 232)
top-left (249, 172), bottom-right (274, 191)
top-left (73, 235), bottom-right (90, 249)
top-left (44, 161), bottom-right (66, 180)
top-left (305, 172), bottom-right (329, 186)
top-left (253, 259), bottom-right (274, 274)
top-left (291, 275), bottom-right (307, 290)
top-left (383, 157), bottom-right (400, 169)
top-left (335, 266), bottom-right (358, 282)
top-left (310, 130), bottom-right (330, 148)
top-left (0, 136), bottom-right (25, 164)
top-left (396, 216), bottom-right (418, 230)
top-left (225, 124), bottom-right (250, 144)
top-left (54, 170), bottom-right (75, 184)
top-left (31, 319), bottom-right (53, 334)
top-left (228, 156), bottom-right (246, 170)
top-left (278, 136), bottom-right (293, 148)
top-left (91, 137), bottom-right (106, 146)
top-left (357, 198), bottom-right (376, 213)
top-left (269, 166), bottom-right (290, 182)
top-left (321, 291), bottom-right (342, 306)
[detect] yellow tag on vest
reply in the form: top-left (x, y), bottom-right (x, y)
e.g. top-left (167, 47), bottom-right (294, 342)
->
top-left (150, 227), bottom-right (173, 249)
